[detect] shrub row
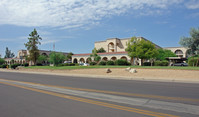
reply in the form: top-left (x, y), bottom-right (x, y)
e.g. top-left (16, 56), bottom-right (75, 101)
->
top-left (154, 60), bottom-right (169, 66)
top-left (188, 58), bottom-right (199, 66)
top-left (0, 64), bottom-right (7, 68)
top-left (91, 59), bottom-right (131, 66)
top-left (58, 63), bottom-right (77, 66)
top-left (11, 63), bottom-right (29, 69)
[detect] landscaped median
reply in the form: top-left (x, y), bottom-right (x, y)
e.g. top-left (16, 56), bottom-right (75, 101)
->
top-left (25, 65), bottom-right (199, 70)
top-left (0, 66), bottom-right (193, 83)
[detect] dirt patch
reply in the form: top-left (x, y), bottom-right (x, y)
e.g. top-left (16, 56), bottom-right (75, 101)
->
top-left (1, 68), bottom-right (199, 83)
top-left (12, 68), bottom-right (199, 82)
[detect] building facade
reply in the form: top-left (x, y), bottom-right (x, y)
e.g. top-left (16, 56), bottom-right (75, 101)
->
top-left (164, 47), bottom-right (189, 58)
top-left (72, 37), bottom-right (161, 65)
top-left (5, 50), bottom-right (68, 65)
top-left (72, 37), bottom-right (190, 65)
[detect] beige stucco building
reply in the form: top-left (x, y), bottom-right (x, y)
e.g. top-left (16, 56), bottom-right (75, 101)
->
top-left (72, 37), bottom-right (190, 65)
top-left (72, 37), bottom-right (161, 65)
top-left (164, 47), bottom-right (189, 58)
top-left (5, 50), bottom-right (68, 65)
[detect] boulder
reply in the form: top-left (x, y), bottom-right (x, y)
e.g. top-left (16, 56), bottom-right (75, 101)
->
top-left (129, 69), bottom-right (137, 73)
top-left (106, 68), bottom-right (112, 73)
top-left (125, 67), bottom-right (131, 71)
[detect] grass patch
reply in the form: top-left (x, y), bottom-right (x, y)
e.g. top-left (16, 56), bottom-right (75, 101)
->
top-left (25, 65), bottom-right (199, 70)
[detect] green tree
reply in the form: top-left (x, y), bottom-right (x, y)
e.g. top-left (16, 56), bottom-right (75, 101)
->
top-left (66, 52), bottom-right (74, 61)
top-left (179, 27), bottom-right (199, 66)
top-left (0, 58), bottom-right (5, 65)
top-left (156, 49), bottom-right (177, 61)
top-left (125, 37), bottom-right (158, 66)
top-left (24, 29), bottom-right (42, 65)
top-left (97, 47), bottom-right (106, 53)
top-left (4, 47), bottom-right (15, 58)
top-left (90, 48), bottom-right (101, 63)
top-left (37, 55), bottom-right (48, 64)
top-left (49, 52), bottom-right (66, 66)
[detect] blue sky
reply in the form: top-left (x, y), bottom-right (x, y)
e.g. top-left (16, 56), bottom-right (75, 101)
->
top-left (0, 0), bottom-right (199, 57)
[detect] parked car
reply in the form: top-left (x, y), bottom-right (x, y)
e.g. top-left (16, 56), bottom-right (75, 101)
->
top-left (171, 62), bottom-right (188, 66)
top-left (79, 63), bottom-right (90, 66)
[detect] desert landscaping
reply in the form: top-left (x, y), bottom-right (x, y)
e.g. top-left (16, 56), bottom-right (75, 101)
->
top-left (1, 67), bottom-right (199, 83)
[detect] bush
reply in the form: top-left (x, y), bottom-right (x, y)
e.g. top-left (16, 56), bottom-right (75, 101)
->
top-left (0, 64), bottom-right (7, 68)
top-left (188, 58), bottom-right (199, 66)
top-left (11, 64), bottom-right (21, 69)
top-left (143, 62), bottom-right (152, 66)
top-left (99, 61), bottom-right (106, 65)
top-left (36, 63), bottom-right (43, 66)
top-left (106, 60), bottom-right (115, 65)
top-left (0, 58), bottom-right (5, 65)
top-left (115, 59), bottom-right (130, 66)
top-left (154, 60), bottom-right (169, 66)
top-left (23, 63), bottom-right (29, 67)
top-left (90, 62), bottom-right (97, 66)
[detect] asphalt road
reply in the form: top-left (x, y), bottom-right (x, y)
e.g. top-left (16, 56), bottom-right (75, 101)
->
top-left (0, 71), bottom-right (199, 117)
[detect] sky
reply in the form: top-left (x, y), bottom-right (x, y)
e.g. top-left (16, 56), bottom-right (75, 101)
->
top-left (0, 0), bottom-right (199, 57)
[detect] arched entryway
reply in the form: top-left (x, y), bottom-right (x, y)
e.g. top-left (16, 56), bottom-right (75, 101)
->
top-left (111, 57), bottom-right (117, 61)
top-left (121, 56), bottom-right (127, 61)
top-left (79, 58), bottom-right (85, 63)
top-left (175, 50), bottom-right (183, 57)
top-left (102, 57), bottom-right (108, 61)
top-left (86, 58), bottom-right (92, 63)
top-left (73, 58), bottom-right (78, 63)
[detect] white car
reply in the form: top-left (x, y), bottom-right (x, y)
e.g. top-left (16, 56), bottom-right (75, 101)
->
top-left (79, 63), bottom-right (90, 66)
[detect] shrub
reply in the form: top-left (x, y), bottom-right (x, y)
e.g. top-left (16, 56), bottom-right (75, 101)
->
top-left (11, 64), bottom-right (21, 69)
top-left (0, 64), bottom-right (7, 68)
top-left (75, 63), bottom-right (79, 66)
top-left (23, 63), bottom-right (29, 67)
top-left (36, 63), bottom-right (43, 66)
top-left (90, 62), bottom-right (97, 66)
top-left (154, 60), bottom-right (169, 66)
top-left (61, 63), bottom-right (76, 66)
top-left (143, 62), bottom-right (152, 66)
top-left (188, 58), bottom-right (199, 66)
top-left (115, 59), bottom-right (130, 66)
top-left (106, 60), bottom-right (115, 65)
top-left (99, 61), bottom-right (106, 65)
top-left (0, 58), bottom-right (5, 65)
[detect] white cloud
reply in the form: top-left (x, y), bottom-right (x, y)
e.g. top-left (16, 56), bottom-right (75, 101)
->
top-left (0, 0), bottom-right (183, 29)
top-left (185, 0), bottom-right (199, 9)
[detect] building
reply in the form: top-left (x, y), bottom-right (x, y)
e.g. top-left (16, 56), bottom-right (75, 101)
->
top-left (5, 50), bottom-right (68, 65)
top-left (72, 37), bottom-right (190, 65)
top-left (164, 47), bottom-right (189, 58)
top-left (72, 37), bottom-right (161, 65)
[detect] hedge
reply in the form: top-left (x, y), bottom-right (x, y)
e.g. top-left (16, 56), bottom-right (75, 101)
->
top-left (115, 59), bottom-right (130, 66)
top-left (106, 60), bottom-right (115, 65)
top-left (188, 58), bottom-right (199, 66)
top-left (62, 63), bottom-right (76, 66)
top-left (154, 60), bottom-right (169, 66)
top-left (99, 61), bottom-right (106, 65)
top-left (143, 62), bottom-right (152, 66)
top-left (90, 62), bottom-right (97, 66)
top-left (11, 64), bottom-right (21, 69)
top-left (0, 64), bottom-right (7, 68)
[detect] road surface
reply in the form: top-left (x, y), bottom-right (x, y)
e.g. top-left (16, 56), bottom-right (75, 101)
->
top-left (0, 71), bottom-right (199, 117)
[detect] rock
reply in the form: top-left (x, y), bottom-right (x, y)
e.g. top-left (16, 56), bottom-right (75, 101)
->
top-left (125, 67), bottom-right (131, 71)
top-left (129, 69), bottom-right (137, 73)
top-left (106, 68), bottom-right (112, 73)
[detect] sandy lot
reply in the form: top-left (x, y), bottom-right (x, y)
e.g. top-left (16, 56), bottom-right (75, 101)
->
top-left (3, 68), bottom-right (196, 83)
